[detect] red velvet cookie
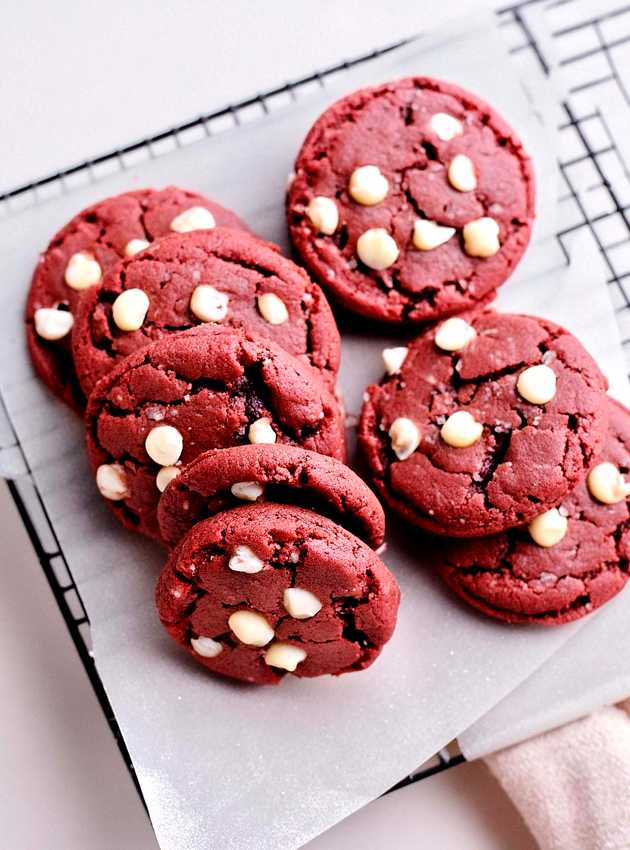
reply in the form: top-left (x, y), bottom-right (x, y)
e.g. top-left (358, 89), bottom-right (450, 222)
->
top-left (359, 311), bottom-right (608, 537)
top-left (157, 443), bottom-right (385, 549)
top-left (436, 398), bottom-right (630, 625)
top-left (86, 325), bottom-right (345, 542)
top-left (72, 228), bottom-right (340, 398)
top-left (26, 187), bottom-right (249, 410)
top-left (156, 503), bottom-right (400, 684)
top-left (287, 77), bottom-right (535, 323)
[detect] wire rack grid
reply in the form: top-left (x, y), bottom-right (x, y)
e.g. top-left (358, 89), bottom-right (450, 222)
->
top-left (1, 0), bottom-right (630, 803)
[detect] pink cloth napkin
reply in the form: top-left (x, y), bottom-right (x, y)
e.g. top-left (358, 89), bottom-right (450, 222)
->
top-left (485, 701), bottom-right (630, 850)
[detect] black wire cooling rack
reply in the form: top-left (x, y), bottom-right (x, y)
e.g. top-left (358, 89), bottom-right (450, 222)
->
top-left (1, 0), bottom-right (630, 804)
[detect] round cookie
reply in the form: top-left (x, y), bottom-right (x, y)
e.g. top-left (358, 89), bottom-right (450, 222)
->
top-left (358, 311), bottom-right (608, 537)
top-left (26, 186), bottom-right (249, 410)
top-left (86, 324), bottom-right (346, 542)
top-left (287, 77), bottom-right (535, 323)
top-left (436, 398), bottom-right (630, 625)
top-left (157, 443), bottom-right (385, 549)
top-left (156, 503), bottom-right (400, 684)
top-left (72, 228), bottom-right (340, 398)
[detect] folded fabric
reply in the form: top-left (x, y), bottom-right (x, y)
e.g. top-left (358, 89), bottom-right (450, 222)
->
top-left (485, 704), bottom-right (630, 850)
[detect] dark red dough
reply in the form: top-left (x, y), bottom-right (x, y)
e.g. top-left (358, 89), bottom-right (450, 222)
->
top-left (157, 443), bottom-right (385, 549)
top-left (358, 311), bottom-right (608, 537)
top-left (72, 228), bottom-right (340, 397)
top-left (155, 503), bottom-right (400, 684)
top-left (26, 187), bottom-right (250, 410)
top-left (436, 398), bottom-right (630, 625)
top-left (86, 325), bottom-right (346, 542)
top-left (287, 77), bottom-right (535, 323)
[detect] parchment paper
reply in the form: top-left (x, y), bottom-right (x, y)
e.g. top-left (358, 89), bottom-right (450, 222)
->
top-left (460, 580), bottom-right (630, 760)
top-left (0, 14), bottom-right (628, 850)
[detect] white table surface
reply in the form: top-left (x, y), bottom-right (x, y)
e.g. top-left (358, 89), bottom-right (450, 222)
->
top-left (0, 2), bottom-right (536, 846)
top-left (0, 0), bottom-right (475, 195)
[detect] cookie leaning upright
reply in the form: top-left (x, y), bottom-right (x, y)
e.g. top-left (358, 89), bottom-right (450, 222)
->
top-left (156, 503), bottom-right (400, 685)
top-left (287, 77), bottom-right (535, 323)
top-left (435, 398), bottom-right (630, 625)
top-left (359, 311), bottom-right (608, 537)
top-left (26, 186), bottom-right (250, 410)
top-left (157, 443), bottom-right (385, 549)
top-left (85, 324), bottom-right (346, 542)
top-left (72, 228), bottom-right (340, 397)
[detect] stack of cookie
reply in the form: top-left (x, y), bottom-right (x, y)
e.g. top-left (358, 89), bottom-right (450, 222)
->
top-left (357, 313), bottom-right (628, 625)
top-left (286, 77), bottom-right (629, 627)
top-left (26, 76), bottom-right (629, 687)
top-left (26, 187), bottom-right (400, 685)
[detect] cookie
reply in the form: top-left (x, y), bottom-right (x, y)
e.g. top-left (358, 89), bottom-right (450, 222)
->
top-left (26, 186), bottom-right (249, 410)
top-left (436, 398), bottom-right (630, 625)
top-left (86, 325), bottom-right (346, 542)
top-left (72, 228), bottom-right (340, 398)
top-left (358, 311), bottom-right (608, 537)
top-left (155, 503), bottom-right (400, 684)
top-left (287, 77), bottom-right (535, 323)
top-left (157, 443), bottom-right (385, 549)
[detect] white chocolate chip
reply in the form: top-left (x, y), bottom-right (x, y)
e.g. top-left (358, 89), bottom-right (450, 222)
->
top-left (191, 635), bottom-right (223, 658)
top-left (389, 417), bottom-right (420, 461)
top-left (463, 217), bottom-right (501, 258)
top-left (228, 610), bottom-right (274, 647)
top-left (412, 219), bottom-right (456, 251)
top-left (124, 238), bottom-right (150, 257)
top-left (306, 196), bottom-right (338, 235)
top-left (145, 425), bottom-right (183, 466)
top-left (348, 165), bottom-right (389, 206)
top-left (112, 288), bottom-right (150, 332)
top-left (440, 411), bottom-right (483, 448)
top-left (248, 417), bottom-right (276, 445)
top-left (528, 508), bottom-right (568, 548)
top-left (33, 307), bottom-right (74, 341)
top-left (190, 285), bottom-right (229, 322)
top-left (229, 545), bottom-right (264, 574)
top-left (382, 346), bottom-right (408, 375)
top-left (430, 112), bottom-right (463, 141)
top-left (170, 206), bottom-right (216, 233)
top-left (230, 481), bottom-right (264, 501)
top-left (448, 154), bottom-right (477, 192)
top-left (257, 292), bottom-right (289, 326)
top-left (517, 365), bottom-right (557, 405)
top-left (264, 642), bottom-right (307, 672)
top-left (64, 251), bottom-right (102, 291)
top-left (435, 317), bottom-right (477, 352)
top-left (587, 462), bottom-right (630, 505)
top-left (283, 587), bottom-right (322, 619)
top-left (96, 463), bottom-right (129, 500)
top-left (356, 228), bottom-right (399, 270)
top-left (156, 465), bottom-right (181, 492)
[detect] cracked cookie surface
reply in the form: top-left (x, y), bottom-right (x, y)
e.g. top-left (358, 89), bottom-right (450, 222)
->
top-left (156, 503), bottom-right (400, 684)
top-left (27, 186), bottom-right (249, 410)
top-left (287, 77), bottom-right (535, 323)
top-left (86, 325), bottom-right (346, 542)
top-left (158, 443), bottom-right (385, 549)
top-left (435, 398), bottom-right (630, 625)
top-left (358, 311), bottom-right (608, 537)
top-left (72, 228), bottom-right (340, 397)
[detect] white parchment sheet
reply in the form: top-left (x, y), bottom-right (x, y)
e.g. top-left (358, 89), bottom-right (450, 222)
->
top-left (0, 14), bottom-right (628, 850)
